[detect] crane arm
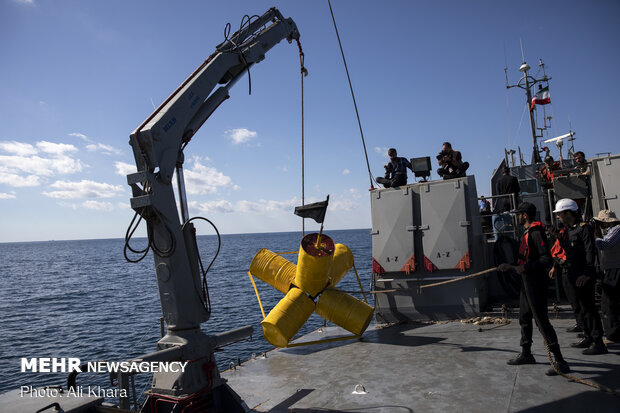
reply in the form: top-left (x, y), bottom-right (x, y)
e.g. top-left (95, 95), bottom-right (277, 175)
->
top-left (130, 7), bottom-right (299, 182)
top-left (125, 8), bottom-right (300, 331)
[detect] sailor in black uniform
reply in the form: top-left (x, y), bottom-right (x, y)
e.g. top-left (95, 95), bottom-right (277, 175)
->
top-left (499, 202), bottom-right (569, 376)
top-left (550, 198), bottom-right (607, 355)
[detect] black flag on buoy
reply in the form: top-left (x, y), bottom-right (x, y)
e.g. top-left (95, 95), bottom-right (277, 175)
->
top-left (294, 195), bottom-right (329, 224)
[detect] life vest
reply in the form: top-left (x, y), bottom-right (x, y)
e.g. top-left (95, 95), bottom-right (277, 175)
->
top-left (517, 221), bottom-right (545, 265)
top-left (551, 227), bottom-right (567, 264)
top-left (540, 162), bottom-right (560, 183)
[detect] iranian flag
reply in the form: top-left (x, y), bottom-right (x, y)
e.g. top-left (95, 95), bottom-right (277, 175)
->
top-left (530, 85), bottom-right (551, 111)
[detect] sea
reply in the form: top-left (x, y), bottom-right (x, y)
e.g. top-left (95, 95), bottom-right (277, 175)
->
top-left (0, 228), bottom-right (372, 404)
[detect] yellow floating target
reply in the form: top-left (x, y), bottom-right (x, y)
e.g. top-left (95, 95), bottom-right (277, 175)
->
top-left (294, 233), bottom-right (335, 297)
top-left (315, 288), bottom-right (374, 336)
top-left (261, 287), bottom-right (316, 348)
top-left (249, 248), bottom-right (296, 294)
top-left (249, 233), bottom-right (374, 347)
top-left (327, 243), bottom-right (354, 286)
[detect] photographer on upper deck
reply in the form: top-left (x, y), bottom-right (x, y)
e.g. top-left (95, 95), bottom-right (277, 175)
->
top-left (376, 148), bottom-right (413, 188)
top-left (436, 142), bottom-right (469, 180)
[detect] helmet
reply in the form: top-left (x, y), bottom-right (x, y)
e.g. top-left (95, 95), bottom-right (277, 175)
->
top-left (553, 199), bottom-right (578, 213)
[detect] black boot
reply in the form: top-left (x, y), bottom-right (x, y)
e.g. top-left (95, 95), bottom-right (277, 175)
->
top-left (570, 337), bottom-right (592, 348)
top-left (566, 324), bottom-right (582, 333)
top-left (582, 340), bottom-right (608, 355)
top-left (507, 353), bottom-right (536, 365)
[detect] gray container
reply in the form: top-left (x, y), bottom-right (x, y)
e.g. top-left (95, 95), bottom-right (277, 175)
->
top-left (370, 176), bottom-right (489, 322)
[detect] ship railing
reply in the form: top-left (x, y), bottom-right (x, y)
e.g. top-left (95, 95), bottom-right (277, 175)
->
top-left (477, 193), bottom-right (518, 240)
top-left (110, 325), bottom-right (253, 411)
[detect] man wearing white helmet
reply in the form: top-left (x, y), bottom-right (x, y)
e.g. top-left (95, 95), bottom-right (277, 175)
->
top-left (550, 199), bottom-right (607, 355)
top-left (550, 200), bottom-right (583, 334)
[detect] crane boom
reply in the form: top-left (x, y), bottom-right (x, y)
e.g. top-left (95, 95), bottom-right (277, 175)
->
top-left (126, 7), bottom-right (299, 331)
top-left (119, 9), bottom-right (300, 409)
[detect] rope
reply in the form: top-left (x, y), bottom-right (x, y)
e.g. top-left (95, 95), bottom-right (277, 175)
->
top-left (114, 320), bottom-right (160, 362)
top-left (296, 39), bottom-right (308, 236)
top-left (503, 43), bottom-right (512, 148)
top-left (352, 264), bottom-right (368, 303)
top-left (327, 0), bottom-right (375, 189)
top-left (516, 101), bottom-right (528, 147)
top-left (339, 289), bottom-right (397, 294)
top-left (517, 269), bottom-right (619, 396)
top-left (247, 272), bottom-right (266, 320)
top-left (420, 267), bottom-right (498, 289)
top-left (351, 267), bottom-right (497, 294)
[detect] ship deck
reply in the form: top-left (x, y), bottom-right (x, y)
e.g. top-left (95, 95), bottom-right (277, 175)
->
top-left (223, 318), bottom-right (620, 412)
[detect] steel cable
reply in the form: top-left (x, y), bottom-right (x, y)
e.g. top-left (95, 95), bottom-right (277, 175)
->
top-left (327, 0), bottom-right (375, 189)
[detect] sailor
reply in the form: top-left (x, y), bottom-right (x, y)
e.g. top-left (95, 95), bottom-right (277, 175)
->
top-left (550, 222), bottom-right (583, 335)
top-left (499, 202), bottom-right (570, 376)
top-left (539, 156), bottom-right (560, 225)
top-left (479, 196), bottom-right (492, 233)
top-left (493, 167), bottom-right (521, 238)
top-left (593, 209), bottom-right (620, 343)
top-left (376, 148), bottom-right (413, 188)
top-left (436, 142), bottom-right (469, 180)
top-left (539, 155), bottom-right (560, 184)
top-left (549, 199), bottom-right (607, 355)
top-left (573, 151), bottom-right (590, 176)
top-left (478, 196), bottom-right (491, 213)
top-left (495, 167), bottom-right (520, 213)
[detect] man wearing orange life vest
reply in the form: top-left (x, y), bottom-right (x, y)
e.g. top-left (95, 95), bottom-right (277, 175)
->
top-left (539, 155), bottom-right (560, 184)
top-left (550, 199), bottom-right (607, 355)
top-left (498, 202), bottom-right (569, 376)
top-left (539, 156), bottom-right (560, 225)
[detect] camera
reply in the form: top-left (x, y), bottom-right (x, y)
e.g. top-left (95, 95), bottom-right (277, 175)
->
top-left (436, 150), bottom-right (449, 160)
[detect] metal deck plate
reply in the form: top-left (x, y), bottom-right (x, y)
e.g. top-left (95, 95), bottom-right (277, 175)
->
top-left (223, 320), bottom-right (619, 412)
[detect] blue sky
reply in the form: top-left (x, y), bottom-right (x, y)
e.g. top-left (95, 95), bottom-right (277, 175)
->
top-left (1, 0), bottom-right (619, 242)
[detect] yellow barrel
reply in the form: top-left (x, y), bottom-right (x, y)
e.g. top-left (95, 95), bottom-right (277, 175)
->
top-left (261, 287), bottom-right (315, 347)
top-left (315, 288), bottom-right (374, 336)
top-left (294, 233), bottom-right (335, 297)
top-left (327, 243), bottom-right (354, 287)
top-left (249, 248), bottom-right (296, 294)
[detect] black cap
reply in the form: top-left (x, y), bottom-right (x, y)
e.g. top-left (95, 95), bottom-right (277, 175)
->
top-left (516, 202), bottom-right (536, 217)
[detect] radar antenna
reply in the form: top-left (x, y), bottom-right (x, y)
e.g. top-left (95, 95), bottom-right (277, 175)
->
top-left (544, 131), bottom-right (576, 167)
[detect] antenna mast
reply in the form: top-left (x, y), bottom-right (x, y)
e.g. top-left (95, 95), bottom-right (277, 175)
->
top-left (506, 53), bottom-right (551, 164)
